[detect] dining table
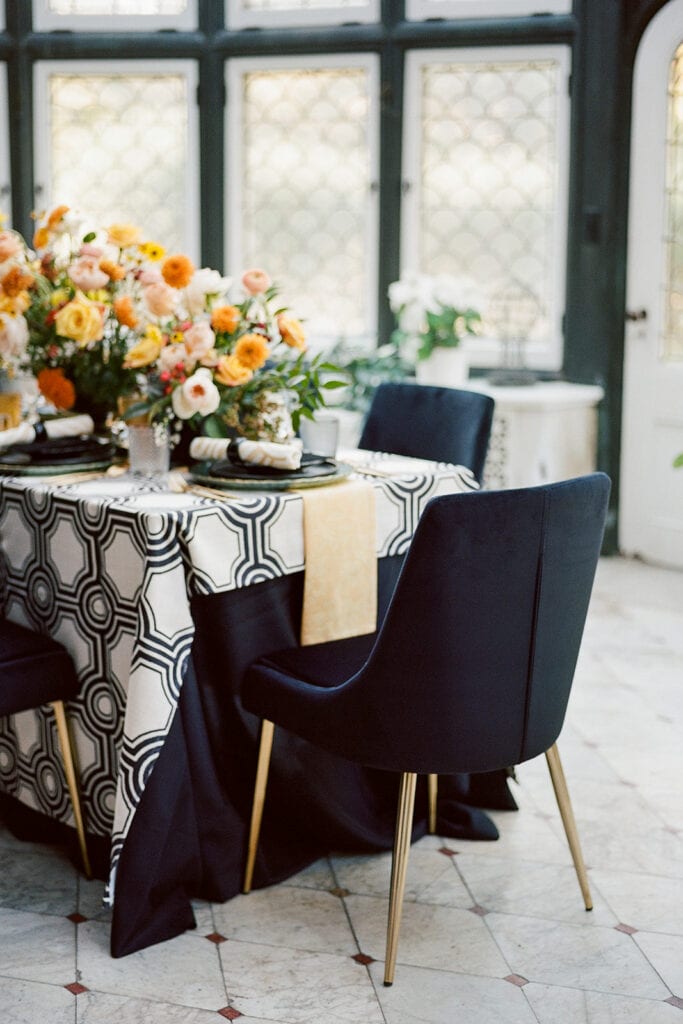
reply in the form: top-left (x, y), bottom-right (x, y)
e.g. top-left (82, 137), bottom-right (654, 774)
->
top-left (0, 448), bottom-right (516, 957)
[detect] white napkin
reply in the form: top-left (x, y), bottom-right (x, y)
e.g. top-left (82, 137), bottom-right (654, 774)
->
top-left (0, 414), bottom-right (95, 449)
top-left (190, 436), bottom-right (303, 471)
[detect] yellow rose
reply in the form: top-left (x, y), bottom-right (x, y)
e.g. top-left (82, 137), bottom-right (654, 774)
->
top-left (54, 296), bottom-right (104, 345)
top-left (107, 223), bottom-right (142, 248)
top-left (277, 314), bottom-right (306, 350)
top-left (50, 288), bottom-right (70, 307)
top-left (214, 354), bottom-right (253, 387)
top-left (124, 335), bottom-right (163, 369)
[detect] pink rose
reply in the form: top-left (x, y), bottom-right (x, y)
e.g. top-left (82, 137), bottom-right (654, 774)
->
top-left (0, 231), bottom-right (23, 263)
top-left (158, 343), bottom-right (188, 373)
top-left (138, 267), bottom-right (163, 286)
top-left (242, 268), bottom-right (271, 295)
top-left (79, 243), bottom-right (103, 258)
top-left (144, 281), bottom-right (178, 317)
top-left (68, 256), bottom-right (109, 292)
top-left (184, 320), bottom-right (215, 362)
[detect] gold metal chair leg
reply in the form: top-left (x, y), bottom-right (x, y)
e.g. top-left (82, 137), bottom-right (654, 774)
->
top-left (243, 719), bottom-right (275, 894)
top-left (384, 771), bottom-right (417, 987)
top-left (51, 701), bottom-right (91, 879)
top-left (545, 742), bottom-right (592, 911)
top-left (427, 774), bottom-right (438, 834)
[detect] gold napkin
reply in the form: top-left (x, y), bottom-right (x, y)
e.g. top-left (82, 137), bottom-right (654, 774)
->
top-left (0, 393), bottom-right (22, 431)
top-left (299, 478), bottom-right (377, 647)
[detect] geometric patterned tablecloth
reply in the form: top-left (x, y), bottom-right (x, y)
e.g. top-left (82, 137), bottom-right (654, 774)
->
top-left (0, 452), bottom-right (477, 902)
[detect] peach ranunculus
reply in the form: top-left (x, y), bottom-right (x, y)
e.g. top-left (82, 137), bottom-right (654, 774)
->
top-left (0, 231), bottom-right (24, 263)
top-left (158, 342), bottom-right (189, 373)
top-left (211, 304), bottom-right (240, 334)
top-left (123, 333), bottom-right (163, 369)
top-left (171, 367), bottom-right (220, 420)
top-left (161, 254), bottom-right (195, 289)
top-left (234, 332), bottom-right (269, 371)
top-left (107, 223), bottom-right (142, 248)
top-left (68, 256), bottom-right (109, 292)
top-left (0, 312), bottom-right (29, 362)
top-left (215, 353), bottom-right (253, 387)
top-left (241, 268), bottom-right (271, 295)
top-left (80, 243), bottom-right (103, 258)
top-left (183, 320), bottom-right (215, 363)
top-left (144, 281), bottom-right (178, 318)
top-left (138, 267), bottom-right (163, 286)
top-left (114, 295), bottom-right (138, 329)
top-left (277, 314), bottom-right (306, 350)
top-left (99, 259), bottom-right (125, 282)
top-left (32, 226), bottom-right (50, 250)
top-left (54, 295), bottom-right (104, 345)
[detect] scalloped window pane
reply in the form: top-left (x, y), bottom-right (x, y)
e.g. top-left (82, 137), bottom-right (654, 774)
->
top-left (46, 1), bottom-right (186, 12)
top-left (419, 58), bottom-right (561, 345)
top-left (241, 0), bottom-right (363, 8)
top-left (239, 66), bottom-right (374, 344)
top-left (665, 43), bottom-right (683, 359)
top-left (47, 73), bottom-right (190, 251)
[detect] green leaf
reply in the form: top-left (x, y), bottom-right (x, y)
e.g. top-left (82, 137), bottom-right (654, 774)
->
top-left (203, 414), bottom-right (229, 438)
top-left (674, 453), bottom-right (683, 468)
top-left (82, 231), bottom-right (97, 244)
top-left (322, 379), bottom-right (347, 389)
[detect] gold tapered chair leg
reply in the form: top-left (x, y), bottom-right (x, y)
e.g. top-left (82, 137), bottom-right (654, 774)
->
top-left (51, 700), bottom-right (91, 879)
top-left (243, 719), bottom-right (275, 894)
top-left (384, 771), bottom-right (417, 987)
top-left (427, 773), bottom-right (438, 834)
top-left (545, 742), bottom-right (592, 911)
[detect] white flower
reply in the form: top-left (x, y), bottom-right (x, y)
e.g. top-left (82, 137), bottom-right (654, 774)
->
top-left (432, 273), bottom-right (481, 312)
top-left (171, 367), bottom-right (220, 420)
top-left (0, 312), bottom-right (29, 363)
top-left (158, 342), bottom-right (188, 373)
top-left (184, 268), bottom-right (232, 317)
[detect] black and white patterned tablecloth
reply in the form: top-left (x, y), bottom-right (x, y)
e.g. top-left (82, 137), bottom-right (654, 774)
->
top-left (0, 454), bottom-right (477, 902)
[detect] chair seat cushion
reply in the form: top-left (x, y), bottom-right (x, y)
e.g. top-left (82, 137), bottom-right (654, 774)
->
top-left (255, 631), bottom-right (376, 690)
top-left (0, 619), bottom-right (79, 717)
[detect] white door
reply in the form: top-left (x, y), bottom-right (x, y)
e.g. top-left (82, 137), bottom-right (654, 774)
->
top-left (620, 0), bottom-right (683, 569)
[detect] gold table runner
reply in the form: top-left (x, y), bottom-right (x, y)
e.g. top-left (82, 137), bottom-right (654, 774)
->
top-left (299, 478), bottom-right (377, 647)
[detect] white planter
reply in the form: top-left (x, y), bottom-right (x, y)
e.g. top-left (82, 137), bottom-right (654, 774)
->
top-left (415, 347), bottom-right (469, 388)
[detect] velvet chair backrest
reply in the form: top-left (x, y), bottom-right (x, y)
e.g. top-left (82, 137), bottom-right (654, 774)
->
top-left (330, 474), bottom-right (610, 775)
top-left (358, 383), bottom-right (495, 482)
top-left (0, 618), bottom-right (79, 717)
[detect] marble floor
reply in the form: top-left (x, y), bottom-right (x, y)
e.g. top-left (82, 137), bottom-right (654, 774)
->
top-left (0, 555), bottom-right (682, 1023)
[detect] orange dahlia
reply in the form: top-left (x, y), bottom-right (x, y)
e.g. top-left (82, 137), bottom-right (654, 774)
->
top-left (99, 259), bottom-right (125, 282)
top-left (161, 254), bottom-right (194, 289)
top-left (113, 295), bottom-right (138, 329)
top-left (210, 304), bottom-right (241, 334)
top-left (36, 368), bottom-right (76, 411)
top-left (1, 266), bottom-right (34, 297)
top-left (234, 332), bottom-right (270, 370)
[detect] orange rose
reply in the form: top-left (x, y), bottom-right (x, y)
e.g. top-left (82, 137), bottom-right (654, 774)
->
top-left (234, 332), bottom-right (269, 370)
top-left (37, 368), bottom-right (76, 411)
top-left (214, 354), bottom-right (253, 387)
top-left (161, 254), bottom-right (194, 289)
top-left (99, 259), bottom-right (125, 282)
top-left (114, 295), bottom-right (138, 329)
top-left (277, 314), bottom-right (306, 350)
top-left (211, 304), bottom-right (240, 334)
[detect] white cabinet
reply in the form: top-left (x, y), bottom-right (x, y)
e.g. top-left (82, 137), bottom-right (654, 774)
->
top-left (466, 381), bottom-right (605, 489)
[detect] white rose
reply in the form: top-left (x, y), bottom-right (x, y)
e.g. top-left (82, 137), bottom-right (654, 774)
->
top-left (0, 313), bottom-right (29, 362)
top-left (433, 273), bottom-right (481, 312)
top-left (171, 367), bottom-right (220, 420)
top-left (184, 268), bottom-right (232, 317)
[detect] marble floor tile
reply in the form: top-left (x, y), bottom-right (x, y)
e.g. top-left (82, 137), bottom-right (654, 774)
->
top-left (633, 931), bottom-right (683, 995)
top-left (453, 804), bottom-right (573, 867)
top-left (212, 885), bottom-right (358, 956)
top-left (590, 869), bottom-right (683, 934)
top-left (0, 845), bottom-right (78, 916)
top-left (331, 847), bottom-right (471, 907)
top-left (345, 893), bottom-right (510, 976)
top-left (571, 818), bottom-right (683, 878)
top-left (282, 857), bottom-right (336, 891)
top-left (457, 855), bottom-right (617, 926)
top-left (369, 961), bottom-right (538, 1024)
top-left (0, 978), bottom-right (76, 1023)
top-left (77, 877), bottom-right (112, 923)
top-left (77, 919), bottom-right (227, 1010)
top-left (524, 981), bottom-right (681, 1023)
top-left (0, 907), bottom-right (76, 985)
top-left (75, 990), bottom-right (236, 1022)
top-left (487, 912), bottom-right (670, 999)
top-left (220, 939), bottom-right (384, 1024)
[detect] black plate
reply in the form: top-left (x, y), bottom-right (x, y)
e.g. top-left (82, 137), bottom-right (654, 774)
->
top-left (0, 436), bottom-right (116, 467)
top-left (208, 452), bottom-right (337, 481)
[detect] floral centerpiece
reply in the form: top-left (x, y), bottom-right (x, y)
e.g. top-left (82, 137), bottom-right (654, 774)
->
top-left (388, 271), bottom-right (482, 362)
top-left (0, 205), bottom-right (342, 441)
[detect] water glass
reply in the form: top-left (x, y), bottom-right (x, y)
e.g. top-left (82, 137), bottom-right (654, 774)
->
top-left (299, 412), bottom-right (340, 457)
top-left (127, 425), bottom-right (170, 477)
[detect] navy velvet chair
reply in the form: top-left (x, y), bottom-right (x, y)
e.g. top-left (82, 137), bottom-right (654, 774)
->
top-left (0, 618), bottom-right (91, 876)
top-left (242, 473), bottom-right (610, 985)
top-left (358, 382), bottom-right (495, 483)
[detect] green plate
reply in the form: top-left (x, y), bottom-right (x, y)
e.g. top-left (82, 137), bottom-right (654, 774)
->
top-left (189, 460), bottom-right (353, 491)
top-left (0, 459), bottom-right (114, 477)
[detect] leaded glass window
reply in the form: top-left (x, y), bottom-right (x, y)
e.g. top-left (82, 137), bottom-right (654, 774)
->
top-left (34, 63), bottom-right (199, 257)
top-left (227, 58), bottom-right (379, 347)
top-left (34, 0), bottom-right (195, 30)
top-left (407, 0), bottom-right (570, 19)
top-left (665, 43), bottom-right (683, 359)
top-left (228, 0), bottom-right (377, 29)
top-left (403, 47), bottom-right (570, 369)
